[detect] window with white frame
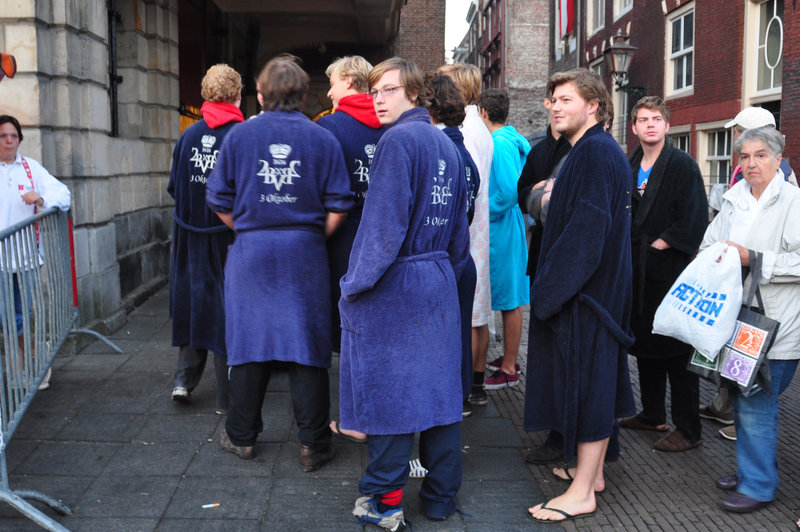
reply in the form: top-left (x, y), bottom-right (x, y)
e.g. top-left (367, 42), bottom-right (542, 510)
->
top-left (614, 0), bottom-right (633, 19)
top-left (587, 0), bottom-right (605, 36)
top-left (757, 0), bottom-right (783, 92)
top-left (589, 58), bottom-right (604, 79)
top-left (670, 133), bottom-right (690, 152)
top-left (706, 129), bottom-right (732, 186)
top-left (666, 6), bottom-right (694, 94)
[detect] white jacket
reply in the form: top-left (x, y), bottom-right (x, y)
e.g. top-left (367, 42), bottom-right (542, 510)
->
top-left (0, 153), bottom-right (71, 271)
top-left (701, 177), bottom-right (800, 360)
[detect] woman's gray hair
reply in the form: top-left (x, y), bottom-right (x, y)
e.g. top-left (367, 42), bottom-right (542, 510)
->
top-left (733, 126), bottom-right (785, 157)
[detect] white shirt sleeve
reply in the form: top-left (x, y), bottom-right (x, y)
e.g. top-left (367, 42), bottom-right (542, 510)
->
top-left (30, 159), bottom-right (71, 211)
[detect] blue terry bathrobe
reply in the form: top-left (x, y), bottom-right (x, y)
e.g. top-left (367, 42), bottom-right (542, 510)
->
top-left (523, 123), bottom-right (636, 461)
top-left (206, 110), bottom-right (353, 368)
top-left (443, 125), bottom-right (479, 401)
top-left (339, 107), bottom-right (471, 435)
top-left (488, 125), bottom-right (530, 310)
top-left (168, 117), bottom-right (237, 356)
top-left (317, 96), bottom-right (385, 351)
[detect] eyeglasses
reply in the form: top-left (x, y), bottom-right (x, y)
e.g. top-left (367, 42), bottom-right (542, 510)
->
top-left (369, 86), bottom-right (403, 99)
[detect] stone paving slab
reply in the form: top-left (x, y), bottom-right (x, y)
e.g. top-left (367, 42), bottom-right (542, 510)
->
top-left (3, 287), bottom-right (800, 530)
top-left (0, 287), bottom-right (545, 530)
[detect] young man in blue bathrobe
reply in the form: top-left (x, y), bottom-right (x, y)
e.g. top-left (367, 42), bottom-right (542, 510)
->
top-left (525, 68), bottom-right (635, 523)
top-left (317, 56), bottom-right (385, 444)
top-left (339, 57), bottom-right (470, 531)
top-left (317, 55), bottom-right (385, 359)
top-left (206, 55), bottom-right (354, 471)
top-left (168, 64), bottom-right (242, 413)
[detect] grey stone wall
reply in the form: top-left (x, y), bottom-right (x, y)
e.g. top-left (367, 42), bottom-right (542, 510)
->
top-left (0, 0), bottom-right (178, 333)
top-left (505, 0), bottom-right (550, 138)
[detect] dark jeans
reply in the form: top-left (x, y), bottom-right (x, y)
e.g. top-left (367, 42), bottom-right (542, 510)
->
top-left (359, 422), bottom-right (461, 520)
top-left (173, 345), bottom-right (230, 412)
top-left (225, 361), bottom-right (332, 449)
top-left (636, 353), bottom-right (701, 441)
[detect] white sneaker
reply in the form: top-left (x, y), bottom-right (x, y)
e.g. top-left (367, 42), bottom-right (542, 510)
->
top-left (38, 368), bottom-right (51, 391)
top-left (171, 386), bottom-right (190, 402)
top-left (408, 458), bottom-right (428, 478)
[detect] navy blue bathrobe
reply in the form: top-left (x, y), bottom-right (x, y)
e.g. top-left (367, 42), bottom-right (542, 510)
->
top-left (339, 107), bottom-right (471, 435)
top-left (168, 118), bottom-right (237, 356)
top-left (206, 110), bottom-right (354, 368)
top-left (317, 107), bottom-right (385, 351)
top-left (524, 123), bottom-right (636, 460)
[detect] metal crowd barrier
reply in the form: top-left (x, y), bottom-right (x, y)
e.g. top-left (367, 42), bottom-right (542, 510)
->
top-left (0, 207), bottom-right (121, 531)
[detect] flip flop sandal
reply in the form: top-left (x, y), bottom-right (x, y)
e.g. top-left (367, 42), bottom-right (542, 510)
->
top-left (527, 505), bottom-right (595, 523)
top-left (552, 467), bottom-right (574, 482)
top-left (330, 420), bottom-right (367, 444)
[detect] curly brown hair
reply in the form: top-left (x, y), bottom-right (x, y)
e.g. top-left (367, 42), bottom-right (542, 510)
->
top-left (425, 74), bottom-right (465, 127)
top-left (200, 64), bottom-right (242, 103)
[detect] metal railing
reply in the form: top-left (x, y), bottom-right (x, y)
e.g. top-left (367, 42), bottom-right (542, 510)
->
top-left (0, 208), bottom-right (121, 531)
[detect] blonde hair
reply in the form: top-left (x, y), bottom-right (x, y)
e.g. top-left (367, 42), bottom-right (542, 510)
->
top-left (326, 56), bottom-right (373, 93)
top-left (200, 64), bottom-right (242, 103)
top-left (436, 63), bottom-right (482, 105)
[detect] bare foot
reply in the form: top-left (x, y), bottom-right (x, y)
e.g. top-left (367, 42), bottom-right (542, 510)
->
top-left (552, 467), bottom-right (605, 492)
top-left (528, 493), bottom-right (596, 522)
top-left (329, 420), bottom-right (367, 442)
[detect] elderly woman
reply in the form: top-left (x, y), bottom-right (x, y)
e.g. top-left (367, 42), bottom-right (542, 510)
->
top-left (206, 55), bottom-right (353, 470)
top-left (701, 126), bottom-right (800, 513)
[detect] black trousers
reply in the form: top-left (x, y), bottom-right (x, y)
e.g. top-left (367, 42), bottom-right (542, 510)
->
top-left (225, 361), bottom-right (332, 448)
top-left (636, 353), bottom-right (701, 441)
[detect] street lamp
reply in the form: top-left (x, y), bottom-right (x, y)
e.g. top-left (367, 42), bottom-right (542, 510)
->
top-left (603, 30), bottom-right (646, 101)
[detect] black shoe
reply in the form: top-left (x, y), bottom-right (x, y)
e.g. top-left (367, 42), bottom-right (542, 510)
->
top-left (468, 385), bottom-right (489, 406)
top-left (716, 474), bottom-right (739, 491)
top-left (462, 400), bottom-right (473, 417)
top-left (718, 492), bottom-right (769, 513)
top-left (525, 443), bottom-right (564, 464)
top-left (220, 430), bottom-right (254, 460)
top-left (299, 442), bottom-right (336, 472)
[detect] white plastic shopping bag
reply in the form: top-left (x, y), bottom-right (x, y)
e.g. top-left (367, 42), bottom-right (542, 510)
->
top-left (652, 241), bottom-right (742, 360)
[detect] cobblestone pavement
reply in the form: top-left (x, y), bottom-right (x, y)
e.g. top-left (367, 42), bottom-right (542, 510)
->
top-left (496, 305), bottom-right (800, 531)
top-left (1, 289), bottom-right (799, 530)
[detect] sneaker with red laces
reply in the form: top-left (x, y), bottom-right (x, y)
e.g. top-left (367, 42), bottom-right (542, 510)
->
top-left (485, 357), bottom-right (521, 373)
top-left (483, 370), bottom-right (519, 390)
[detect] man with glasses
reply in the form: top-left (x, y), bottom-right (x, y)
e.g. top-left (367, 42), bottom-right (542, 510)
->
top-left (339, 57), bottom-right (470, 531)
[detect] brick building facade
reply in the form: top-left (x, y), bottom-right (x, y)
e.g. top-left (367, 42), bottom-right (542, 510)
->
top-left (554, 0), bottom-right (797, 192)
top-left (454, 0), bottom-right (551, 138)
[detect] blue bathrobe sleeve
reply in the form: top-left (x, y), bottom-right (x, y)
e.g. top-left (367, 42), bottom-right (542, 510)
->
top-left (533, 137), bottom-right (617, 321)
top-left (340, 136), bottom-right (412, 300)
